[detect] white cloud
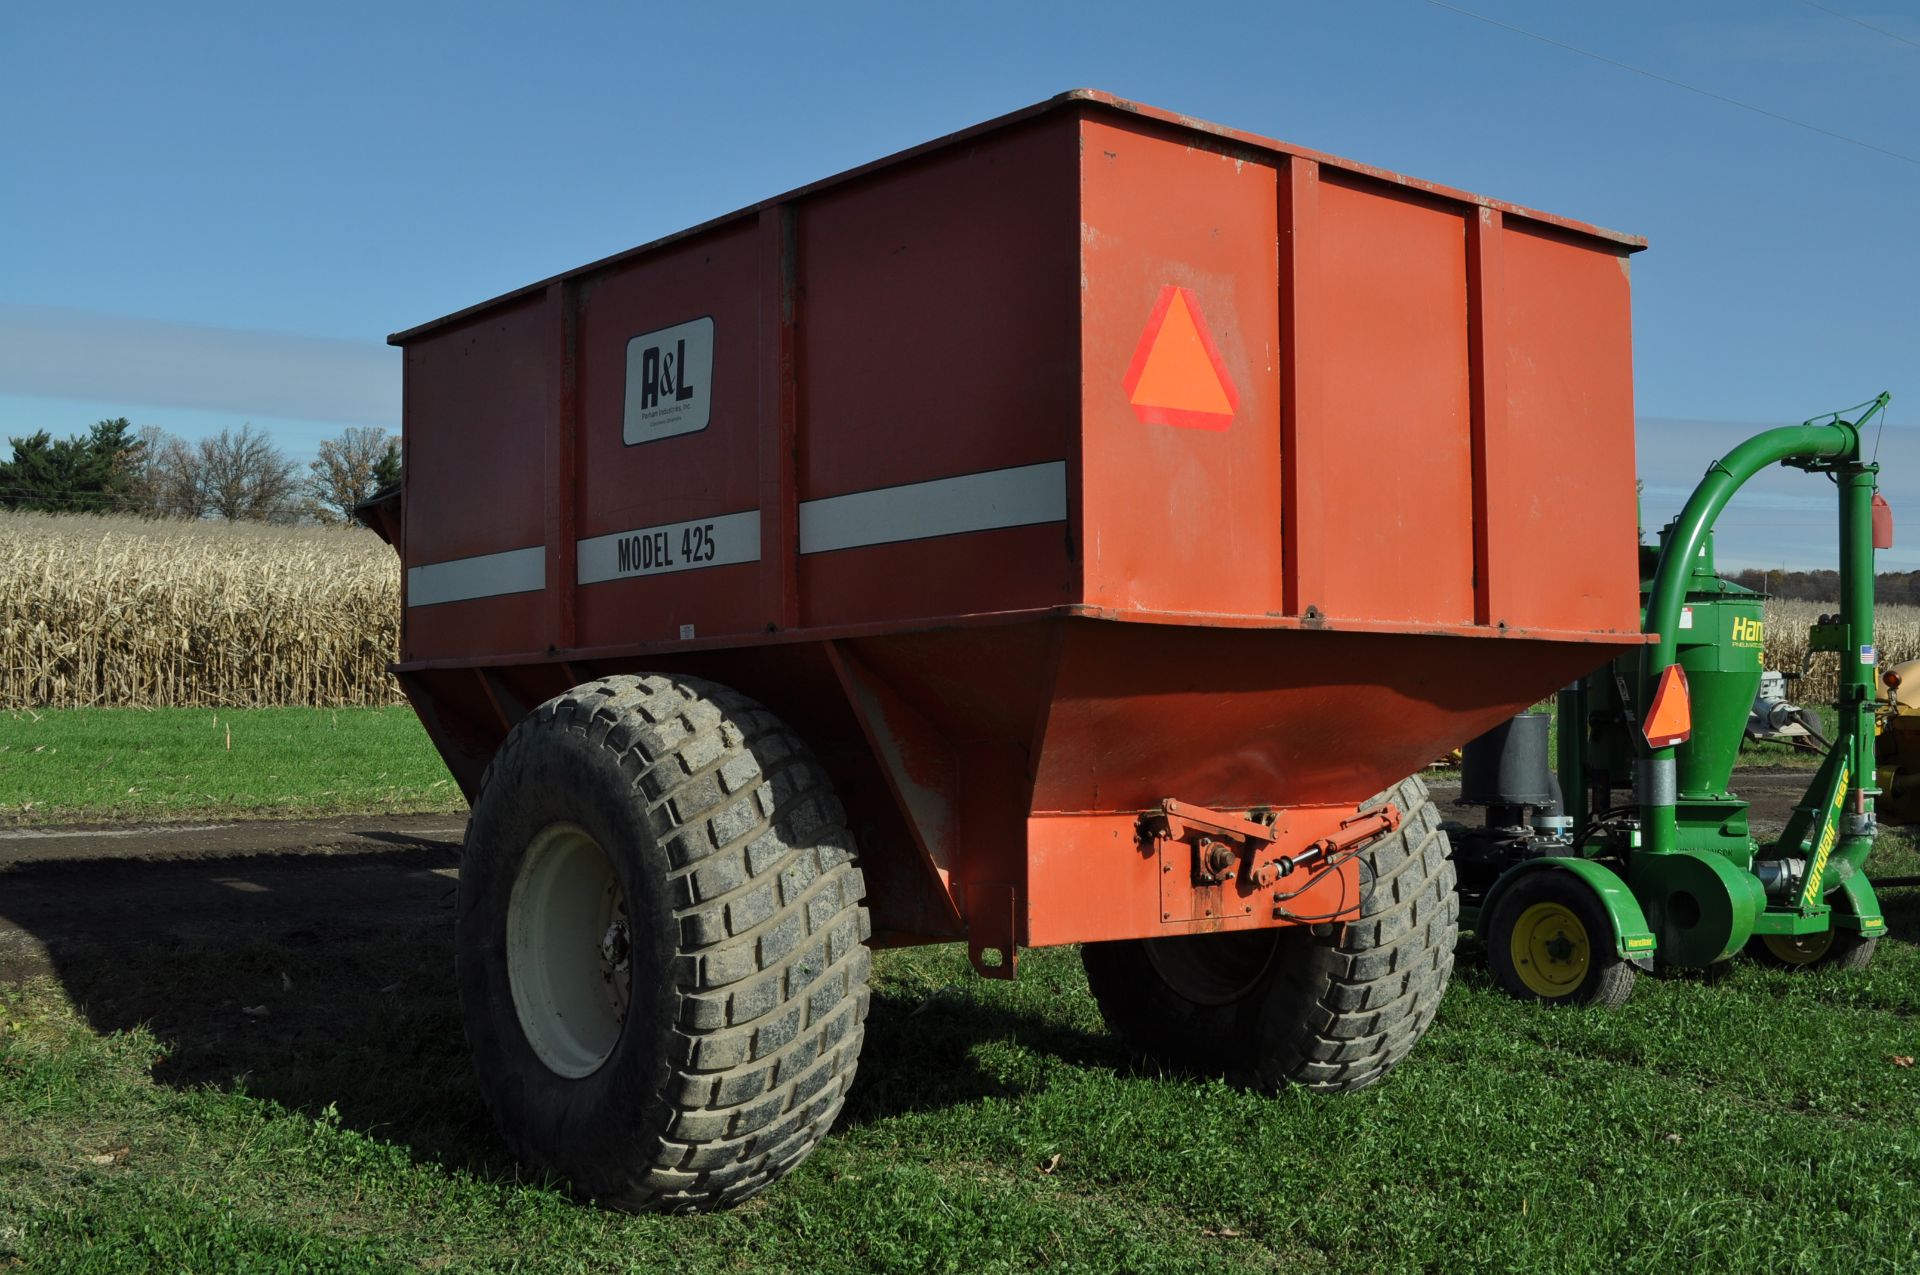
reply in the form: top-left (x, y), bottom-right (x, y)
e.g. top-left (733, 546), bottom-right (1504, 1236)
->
top-left (0, 303), bottom-right (399, 428)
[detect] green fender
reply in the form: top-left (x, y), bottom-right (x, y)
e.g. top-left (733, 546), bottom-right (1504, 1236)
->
top-left (1480, 858), bottom-right (1659, 969)
top-left (1832, 870), bottom-right (1889, 938)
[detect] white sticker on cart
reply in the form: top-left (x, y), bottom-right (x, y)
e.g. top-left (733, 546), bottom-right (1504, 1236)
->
top-left (623, 316), bottom-right (714, 445)
top-left (798, 461), bottom-right (1067, 555)
top-left (576, 510), bottom-right (761, 585)
top-left (406, 546), bottom-right (546, 608)
top-left (1678, 606), bottom-right (1694, 630)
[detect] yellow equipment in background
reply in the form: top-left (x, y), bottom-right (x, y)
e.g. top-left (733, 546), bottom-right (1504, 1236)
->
top-left (1876, 658), bottom-right (1920, 824)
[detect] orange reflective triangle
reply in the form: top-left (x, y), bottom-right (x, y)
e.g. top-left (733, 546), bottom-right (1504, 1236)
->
top-left (1122, 286), bottom-right (1239, 430)
top-left (1643, 664), bottom-right (1692, 749)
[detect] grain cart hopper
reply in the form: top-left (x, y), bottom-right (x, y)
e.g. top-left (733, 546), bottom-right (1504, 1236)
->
top-left (370, 91), bottom-right (1646, 1210)
top-left (1450, 395), bottom-right (1895, 1004)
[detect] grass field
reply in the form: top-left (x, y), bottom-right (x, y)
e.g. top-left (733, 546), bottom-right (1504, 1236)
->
top-left (3, 714), bottom-right (1919, 1269)
top-left (0, 707), bottom-right (462, 825)
top-left (4, 864), bottom-right (1920, 1273)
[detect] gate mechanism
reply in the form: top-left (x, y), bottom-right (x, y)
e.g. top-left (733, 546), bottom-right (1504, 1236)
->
top-left (1139, 798), bottom-right (1402, 889)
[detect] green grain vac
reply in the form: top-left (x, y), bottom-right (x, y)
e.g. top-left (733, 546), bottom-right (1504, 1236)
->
top-left (1450, 393), bottom-right (1895, 1004)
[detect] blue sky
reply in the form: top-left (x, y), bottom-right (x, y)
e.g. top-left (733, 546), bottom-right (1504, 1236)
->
top-left (2, 1), bottom-right (1914, 568)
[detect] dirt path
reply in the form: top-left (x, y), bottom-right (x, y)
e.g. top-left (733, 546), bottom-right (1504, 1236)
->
top-left (0, 814), bottom-right (464, 982)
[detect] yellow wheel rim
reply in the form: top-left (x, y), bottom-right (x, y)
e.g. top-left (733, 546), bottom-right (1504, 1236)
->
top-left (1509, 901), bottom-right (1590, 998)
top-left (1762, 930), bottom-right (1835, 967)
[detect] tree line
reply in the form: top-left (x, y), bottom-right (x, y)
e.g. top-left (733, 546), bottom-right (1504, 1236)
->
top-left (0, 418), bottom-right (399, 525)
top-left (1725, 568), bottom-right (1920, 607)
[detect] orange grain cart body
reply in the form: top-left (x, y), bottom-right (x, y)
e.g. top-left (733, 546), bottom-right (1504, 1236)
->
top-left (386, 91), bottom-right (1643, 975)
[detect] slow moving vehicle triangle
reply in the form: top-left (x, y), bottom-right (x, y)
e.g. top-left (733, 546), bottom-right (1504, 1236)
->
top-left (1122, 284), bottom-right (1238, 430)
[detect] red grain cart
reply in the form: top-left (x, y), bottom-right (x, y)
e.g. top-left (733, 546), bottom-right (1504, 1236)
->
top-left (367, 90), bottom-right (1645, 1210)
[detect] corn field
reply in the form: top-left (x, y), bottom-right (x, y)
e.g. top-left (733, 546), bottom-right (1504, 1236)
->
top-left (1765, 597), bottom-right (1920, 702)
top-left (1, 510), bottom-right (401, 708)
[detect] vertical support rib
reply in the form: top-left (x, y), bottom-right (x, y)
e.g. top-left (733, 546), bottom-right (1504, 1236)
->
top-left (1466, 207), bottom-right (1506, 627)
top-left (758, 204), bottom-right (801, 632)
top-left (1279, 157), bottom-right (1324, 616)
top-left (543, 279), bottom-right (579, 650)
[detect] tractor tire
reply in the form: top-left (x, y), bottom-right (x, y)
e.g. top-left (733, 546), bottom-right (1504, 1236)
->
top-left (1082, 775), bottom-right (1457, 1092)
top-left (1749, 928), bottom-right (1878, 971)
top-left (456, 674), bottom-right (870, 1212)
top-left (1485, 870), bottom-right (1636, 1009)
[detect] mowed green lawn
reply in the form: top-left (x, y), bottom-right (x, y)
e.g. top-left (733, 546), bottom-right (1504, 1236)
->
top-left (0, 707), bottom-right (463, 824)
top-left (2, 711), bottom-right (1919, 1269)
top-left (4, 872), bottom-right (1920, 1272)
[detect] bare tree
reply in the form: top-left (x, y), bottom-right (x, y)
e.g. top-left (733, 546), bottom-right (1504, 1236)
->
top-left (126, 425), bottom-right (205, 518)
top-left (305, 426), bottom-right (398, 525)
top-left (197, 425), bottom-right (298, 522)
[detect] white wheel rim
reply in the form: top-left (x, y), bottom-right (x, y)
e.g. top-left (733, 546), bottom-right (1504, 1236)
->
top-left (506, 823), bottom-right (631, 1078)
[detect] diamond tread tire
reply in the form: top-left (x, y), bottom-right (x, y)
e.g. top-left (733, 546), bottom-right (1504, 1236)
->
top-left (457, 674), bottom-right (870, 1212)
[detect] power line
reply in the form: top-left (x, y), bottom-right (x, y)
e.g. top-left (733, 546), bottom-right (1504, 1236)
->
top-left (1798, 0), bottom-right (1920, 51)
top-left (1422, 0), bottom-right (1920, 168)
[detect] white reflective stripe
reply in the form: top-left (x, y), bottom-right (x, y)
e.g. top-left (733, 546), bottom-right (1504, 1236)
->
top-left (406, 546), bottom-right (545, 607)
top-left (577, 510), bottom-right (762, 585)
top-left (798, 461), bottom-right (1067, 555)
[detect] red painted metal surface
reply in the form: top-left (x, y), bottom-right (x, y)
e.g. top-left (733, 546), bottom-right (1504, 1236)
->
top-left (387, 91), bottom-right (1647, 973)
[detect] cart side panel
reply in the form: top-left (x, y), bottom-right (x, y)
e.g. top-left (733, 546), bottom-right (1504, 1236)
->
top-left (794, 115), bottom-right (1080, 630)
top-left (1490, 222), bottom-right (1639, 635)
top-left (1077, 117), bottom-right (1283, 619)
top-left (1308, 175), bottom-right (1476, 626)
top-left (571, 218), bottom-right (768, 649)
top-left (402, 295), bottom-right (551, 662)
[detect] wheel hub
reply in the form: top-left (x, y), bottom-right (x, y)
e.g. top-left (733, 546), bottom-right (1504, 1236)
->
top-left (1510, 901), bottom-right (1590, 997)
top-left (600, 916), bottom-right (631, 972)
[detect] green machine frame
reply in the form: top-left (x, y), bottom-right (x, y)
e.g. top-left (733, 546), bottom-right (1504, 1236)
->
top-left (1475, 394), bottom-right (1893, 985)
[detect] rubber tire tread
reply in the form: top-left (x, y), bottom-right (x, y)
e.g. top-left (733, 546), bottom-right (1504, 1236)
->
top-left (457, 673), bottom-right (870, 1213)
top-left (1255, 775), bottom-right (1460, 1092)
top-left (1485, 868), bottom-right (1636, 1009)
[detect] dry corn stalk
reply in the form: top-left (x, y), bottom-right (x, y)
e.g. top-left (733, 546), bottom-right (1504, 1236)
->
top-left (1, 510), bottom-right (401, 708)
top-left (1764, 597), bottom-right (1920, 703)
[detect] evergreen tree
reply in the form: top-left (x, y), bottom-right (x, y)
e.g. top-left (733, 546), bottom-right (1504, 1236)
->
top-left (0, 418), bottom-right (144, 512)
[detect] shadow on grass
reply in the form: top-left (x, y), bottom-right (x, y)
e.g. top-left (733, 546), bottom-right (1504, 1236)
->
top-left (839, 978), bottom-right (1128, 1129)
top-left (0, 837), bottom-right (1125, 1181)
top-left (0, 834), bottom-right (513, 1176)
top-left (1878, 882), bottom-right (1920, 944)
